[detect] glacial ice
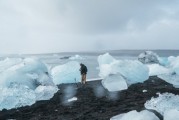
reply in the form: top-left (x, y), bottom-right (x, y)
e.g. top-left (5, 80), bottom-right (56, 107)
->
top-left (98, 53), bottom-right (149, 84)
top-left (164, 109), bottom-right (179, 120)
top-left (51, 61), bottom-right (81, 85)
top-left (0, 83), bottom-right (36, 110)
top-left (145, 93), bottom-right (179, 115)
top-left (0, 58), bottom-right (58, 110)
top-left (138, 51), bottom-right (159, 64)
top-left (110, 110), bottom-right (159, 120)
top-left (137, 51), bottom-right (179, 87)
top-left (0, 58), bottom-right (54, 89)
top-left (102, 74), bottom-right (128, 92)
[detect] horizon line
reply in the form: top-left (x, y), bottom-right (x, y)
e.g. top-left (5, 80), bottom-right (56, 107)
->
top-left (1, 49), bottom-right (179, 55)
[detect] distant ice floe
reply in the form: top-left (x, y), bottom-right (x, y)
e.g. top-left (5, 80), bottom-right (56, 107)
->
top-left (110, 110), bottom-right (160, 120)
top-left (98, 53), bottom-right (149, 92)
top-left (69, 55), bottom-right (84, 60)
top-left (145, 93), bottom-right (179, 115)
top-left (51, 61), bottom-right (81, 85)
top-left (0, 58), bottom-right (58, 110)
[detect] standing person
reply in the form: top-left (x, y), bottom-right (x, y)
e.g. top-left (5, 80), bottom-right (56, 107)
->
top-left (80, 63), bottom-right (88, 84)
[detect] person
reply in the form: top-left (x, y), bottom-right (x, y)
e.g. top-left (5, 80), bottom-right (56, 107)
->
top-left (79, 63), bottom-right (88, 84)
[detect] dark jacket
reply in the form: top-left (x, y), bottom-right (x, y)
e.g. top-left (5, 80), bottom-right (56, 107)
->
top-left (80, 64), bottom-right (88, 74)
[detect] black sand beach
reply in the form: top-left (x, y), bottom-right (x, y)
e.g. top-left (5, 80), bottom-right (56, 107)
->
top-left (1, 76), bottom-right (179, 120)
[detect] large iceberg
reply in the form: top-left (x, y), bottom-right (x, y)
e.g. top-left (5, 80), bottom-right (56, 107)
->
top-left (0, 58), bottom-right (55, 89)
top-left (98, 53), bottom-right (149, 84)
top-left (138, 51), bottom-right (159, 64)
top-left (110, 110), bottom-right (159, 120)
top-left (51, 61), bottom-right (81, 85)
top-left (145, 93), bottom-right (179, 115)
top-left (0, 58), bottom-right (58, 110)
top-left (98, 53), bottom-right (149, 92)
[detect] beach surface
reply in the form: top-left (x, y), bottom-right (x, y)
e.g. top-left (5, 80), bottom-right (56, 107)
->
top-left (1, 76), bottom-right (179, 120)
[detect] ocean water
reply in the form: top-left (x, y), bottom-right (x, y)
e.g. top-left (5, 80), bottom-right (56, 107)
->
top-left (1, 50), bottom-right (179, 79)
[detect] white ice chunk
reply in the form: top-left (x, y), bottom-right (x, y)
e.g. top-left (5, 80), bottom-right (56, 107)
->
top-left (156, 56), bottom-right (179, 88)
top-left (138, 51), bottom-right (159, 64)
top-left (67, 97), bottom-right (78, 102)
top-left (110, 110), bottom-right (159, 120)
top-left (147, 64), bottom-right (170, 76)
top-left (0, 58), bottom-right (54, 89)
top-left (164, 109), bottom-right (179, 120)
top-left (0, 58), bottom-right (57, 110)
top-left (145, 93), bottom-right (179, 115)
top-left (98, 53), bottom-right (149, 84)
top-left (102, 74), bottom-right (128, 92)
top-left (35, 85), bottom-right (58, 101)
top-left (143, 90), bottom-right (147, 93)
top-left (52, 61), bottom-right (81, 85)
top-left (0, 83), bottom-right (36, 110)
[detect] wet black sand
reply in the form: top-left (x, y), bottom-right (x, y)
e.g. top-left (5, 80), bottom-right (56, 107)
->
top-left (1, 76), bottom-right (179, 120)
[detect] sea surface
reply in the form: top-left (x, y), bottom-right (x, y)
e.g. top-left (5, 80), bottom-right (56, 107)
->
top-left (1, 50), bottom-right (179, 79)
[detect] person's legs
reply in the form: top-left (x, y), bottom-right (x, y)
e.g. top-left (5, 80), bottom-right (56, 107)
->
top-left (81, 74), bottom-right (86, 84)
top-left (83, 74), bottom-right (86, 84)
top-left (81, 74), bottom-right (84, 84)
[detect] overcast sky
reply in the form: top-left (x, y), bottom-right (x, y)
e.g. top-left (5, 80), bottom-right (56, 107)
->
top-left (0, 0), bottom-right (179, 54)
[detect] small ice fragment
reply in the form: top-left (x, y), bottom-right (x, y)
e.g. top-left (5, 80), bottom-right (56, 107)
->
top-left (143, 90), bottom-right (147, 93)
top-left (67, 97), bottom-right (77, 102)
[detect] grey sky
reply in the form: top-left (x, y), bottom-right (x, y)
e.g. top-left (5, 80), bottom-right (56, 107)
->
top-left (0, 0), bottom-right (179, 54)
